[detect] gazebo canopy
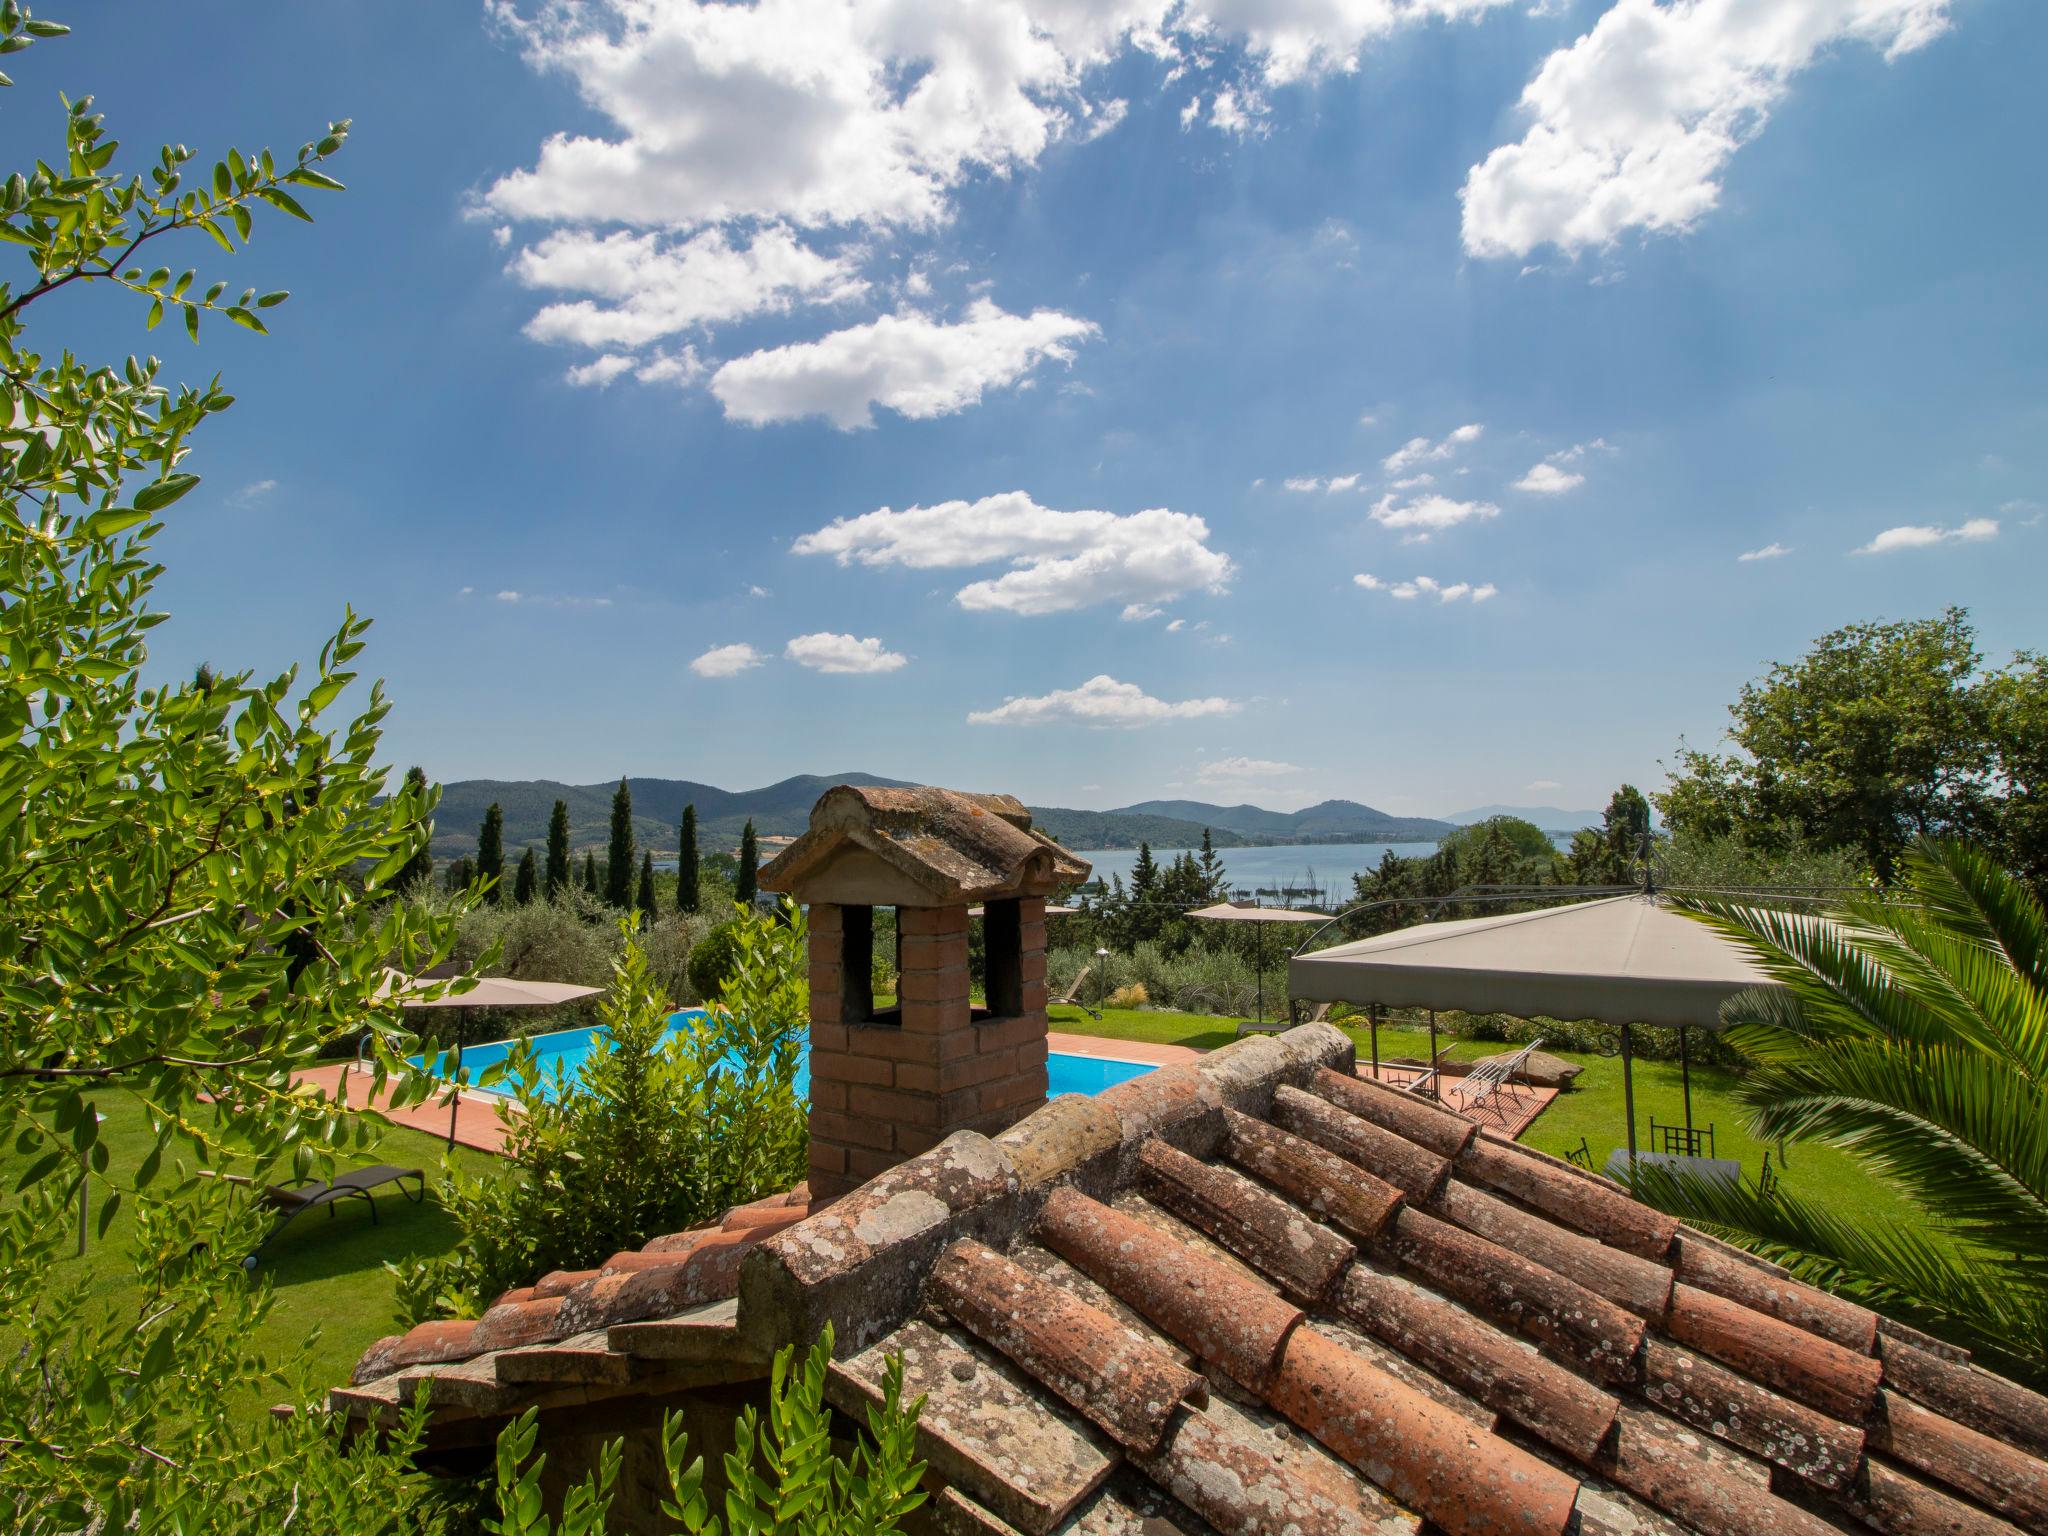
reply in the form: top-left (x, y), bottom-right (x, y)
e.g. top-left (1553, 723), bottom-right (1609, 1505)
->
top-left (1287, 894), bottom-right (1775, 1030)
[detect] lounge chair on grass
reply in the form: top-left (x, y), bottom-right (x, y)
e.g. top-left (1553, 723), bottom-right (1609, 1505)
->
top-left (1051, 964), bottom-right (1100, 1021)
top-left (205, 1164), bottom-right (426, 1268)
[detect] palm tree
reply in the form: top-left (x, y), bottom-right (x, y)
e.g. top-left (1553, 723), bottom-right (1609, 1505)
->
top-left (1640, 839), bottom-right (2047, 1377)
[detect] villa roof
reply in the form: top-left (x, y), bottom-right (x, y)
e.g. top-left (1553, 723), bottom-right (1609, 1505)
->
top-left (337, 1027), bottom-right (2048, 1536)
top-left (758, 784), bottom-right (1090, 905)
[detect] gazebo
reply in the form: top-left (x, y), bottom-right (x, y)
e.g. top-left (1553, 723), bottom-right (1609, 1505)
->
top-left (1287, 893), bottom-right (1778, 1161)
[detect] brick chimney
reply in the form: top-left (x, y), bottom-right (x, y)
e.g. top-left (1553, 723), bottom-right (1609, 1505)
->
top-left (758, 785), bottom-right (1091, 1199)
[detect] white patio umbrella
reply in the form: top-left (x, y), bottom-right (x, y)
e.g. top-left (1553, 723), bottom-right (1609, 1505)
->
top-left (1287, 894), bottom-right (1779, 1160)
top-left (1188, 901), bottom-right (1331, 1028)
top-left (374, 970), bottom-right (601, 1008)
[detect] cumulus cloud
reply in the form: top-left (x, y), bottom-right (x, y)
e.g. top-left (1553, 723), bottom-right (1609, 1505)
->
top-left (691, 642), bottom-right (764, 677)
top-left (709, 300), bottom-right (1095, 428)
top-left (792, 491), bottom-right (1232, 616)
top-left (1514, 461), bottom-right (1585, 495)
top-left (1355, 573), bottom-right (1499, 603)
top-left (1738, 542), bottom-right (1791, 562)
top-left (1852, 518), bottom-right (1997, 555)
top-left (1283, 476), bottom-right (1325, 493)
top-left (1461, 0), bottom-right (1956, 259)
top-left (566, 347), bottom-right (705, 388)
top-left (784, 632), bottom-right (908, 673)
top-left (1368, 492), bottom-right (1501, 534)
top-left (967, 674), bottom-right (1238, 728)
top-left (1382, 424), bottom-right (1483, 475)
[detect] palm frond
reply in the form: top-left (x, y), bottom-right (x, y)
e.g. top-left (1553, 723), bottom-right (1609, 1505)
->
top-left (1904, 839), bottom-right (2048, 994)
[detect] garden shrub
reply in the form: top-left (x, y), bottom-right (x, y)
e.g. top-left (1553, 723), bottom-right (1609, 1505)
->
top-left (397, 910), bottom-right (809, 1321)
top-left (688, 919), bottom-right (745, 1003)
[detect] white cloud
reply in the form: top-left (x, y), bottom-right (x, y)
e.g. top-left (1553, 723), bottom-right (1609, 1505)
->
top-left (1358, 411), bottom-right (1378, 426)
top-left (1391, 473), bottom-right (1436, 490)
top-left (709, 300), bottom-right (1095, 428)
top-left (793, 491), bottom-right (1232, 616)
top-left (967, 674), bottom-right (1238, 728)
top-left (1853, 518), bottom-right (1997, 555)
top-left (1355, 573), bottom-right (1499, 603)
top-left (1283, 476), bottom-right (1324, 493)
top-left (566, 347), bottom-right (705, 388)
top-left (1121, 603), bottom-right (1165, 622)
top-left (228, 478), bottom-right (278, 508)
top-left (784, 631), bottom-right (907, 673)
top-left (748, 584), bottom-right (772, 598)
top-left (514, 226), bottom-right (866, 349)
top-left (1525, 778), bottom-right (1563, 792)
top-left (1998, 498), bottom-right (2043, 528)
top-left (1514, 461), bottom-right (1585, 495)
top-left (1382, 423), bottom-right (1483, 474)
top-left (1284, 472), bottom-right (1362, 494)
top-left (1368, 492), bottom-right (1501, 533)
top-left (1326, 472), bottom-right (1362, 493)
top-left (1182, 0), bottom-right (1516, 86)
top-left (1196, 755), bottom-right (1303, 783)
top-left (1461, 0), bottom-right (1956, 259)
top-left (1738, 541), bottom-right (1791, 561)
top-left (1165, 618), bottom-right (1187, 633)
top-left (494, 589), bottom-right (615, 609)
top-left (691, 642), bottom-right (764, 677)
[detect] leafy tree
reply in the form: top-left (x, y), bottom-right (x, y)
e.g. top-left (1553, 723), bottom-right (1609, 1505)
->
top-left (478, 801), bottom-right (506, 904)
top-left (736, 817), bottom-right (759, 905)
top-left (402, 918), bottom-right (807, 1316)
top-left (1640, 841), bottom-right (2048, 1377)
top-left (544, 797), bottom-right (572, 899)
top-left (446, 854), bottom-right (476, 892)
top-left (1659, 609), bottom-right (2048, 885)
top-left (583, 850), bottom-right (600, 895)
top-left (605, 776), bottom-right (634, 907)
top-left (393, 764), bottom-right (436, 892)
top-left (1439, 815), bottom-right (1553, 869)
top-left (636, 849), bottom-right (657, 924)
top-left (0, 41), bottom-right (470, 1525)
top-left (688, 919), bottom-right (744, 1002)
top-left (676, 801), bottom-right (701, 914)
top-left (488, 1326), bottom-right (924, 1536)
top-left (514, 846), bottom-right (539, 905)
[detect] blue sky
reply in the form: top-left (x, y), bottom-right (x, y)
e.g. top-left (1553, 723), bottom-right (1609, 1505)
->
top-left (36, 0), bottom-right (2045, 817)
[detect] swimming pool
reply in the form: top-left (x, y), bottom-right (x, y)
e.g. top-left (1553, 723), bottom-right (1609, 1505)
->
top-left (424, 1010), bottom-right (1157, 1102)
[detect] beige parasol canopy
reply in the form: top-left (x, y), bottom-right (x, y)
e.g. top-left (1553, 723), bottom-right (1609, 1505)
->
top-left (1287, 894), bottom-right (1773, 1029)
top-left (1191, 900), bottom-right (1331, 1026)
top-left (374, 970), bottom-right (602, 1009)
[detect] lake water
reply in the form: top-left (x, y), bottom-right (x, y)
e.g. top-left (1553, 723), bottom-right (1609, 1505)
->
top-left (1074, 842), bottom-right (1445, 905)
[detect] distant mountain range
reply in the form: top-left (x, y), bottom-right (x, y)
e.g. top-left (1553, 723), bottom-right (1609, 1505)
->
top-left (423, 777), bottom-right (1462, 857)
top-left (1443, 804), bottom-right (1606, 834)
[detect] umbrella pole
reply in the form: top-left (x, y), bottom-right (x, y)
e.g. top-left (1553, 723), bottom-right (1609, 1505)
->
top-left (449, 1039), bottom-right (462, 1151)
top-left (1255, 925), bottom-right (1266, 1026)
top-left (1621, 1024), bottom-right (1637, 1164)
top-left (1680, 1025), bottom-right (1693, 1133)
top-left (1370, 1005), bottom-right (1381, 1081)
top-left (1428, 1010), bottom-right (1439, 1102)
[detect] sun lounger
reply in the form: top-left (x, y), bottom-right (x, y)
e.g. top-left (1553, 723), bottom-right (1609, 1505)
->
top-left (206, 1163), bottom-right (426, 1267)
top-left (1051, 964), bottom-right (1100, 1021)
top-left (1447, 1038), bottom-right (1544, 1116)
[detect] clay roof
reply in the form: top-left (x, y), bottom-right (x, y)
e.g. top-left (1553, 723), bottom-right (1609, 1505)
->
top-left (335, 1185), bottom-right (820, 1427)
top-left (752, 1028), bottom-right (2048, 1536)
top-left (336, 1028), bottom-right (2048, 1536)
top-left (758, 784), bottom-right (1091, 903)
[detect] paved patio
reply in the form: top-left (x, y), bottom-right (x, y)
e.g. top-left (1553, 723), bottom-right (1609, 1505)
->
top-left (294, 1061), bottom-right (516, 1153)
top-left (1361, 1060), bottom-right (1558, 1138)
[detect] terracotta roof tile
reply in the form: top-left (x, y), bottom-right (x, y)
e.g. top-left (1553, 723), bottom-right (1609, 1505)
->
top-left (1455, 1133), bottom-right (1678, 1262)
top-left (1135, 1138), bottom-right (1356, 1304)
top-left (1038, 1186), bottom-right (1303, 1393)
top-left (928, 1239), bottom-right (1206, 1455)
top-left (532, 1267), bottom-right (599, 1299)
top-left (472, 1294), bottom-right (569, 1354)
top-left (1599, 1405), bottom-right (1845, 1536)
top-left (1672, 1234), bottom-right (1879, 1355)
top-left (1639, 1338), bottom-right (1864, 1490)
top-left (1333, 1263), bottom-right (1621, 1465)
top-left (350, 1319), bottom-right (481, 1384)
top-left (1433, 1177), bottom-right (1675, 1321)
top-left (1849, 1456), bottom-right (2027, 1536)
top-left (1271, 1083), bottom-right (1451, 1201)
top-left (1383, 1204), bottom-right (1647, 1385)
top-left (1664, 1284), bottom-right (1883, 1424)
top-left (1265, 1323), bottom-right (1582, 1536)
top-left (1869, 1388), bottom-right (2048, 1531)
top-left (1222, 1104), bottom-right (1404, 1242)
top-left (1877, 1332), bottom-right (2048, 1459)
top-left (1306, 1066), bottom-right (1477, 1158)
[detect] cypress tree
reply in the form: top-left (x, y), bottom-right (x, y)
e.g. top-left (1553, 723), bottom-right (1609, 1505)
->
top-left (393, 764), bottom-right (436, 894)
top-left (476, 803), bottom-right (506, 904)
top-left (514, 847), bottom-right (539, 904)
top-left (676, 804), bottom-right (701, 915)
top-left (544, 799), bottom-right (572, 899)
top-left (1197, 827), bottom-right (1225, 900)
top-left (583, 851), bottom-right (600, 895)
top-left (605, 778), bottom-right (635, 907)
top-left (636, 851), bottom-right (657, 924)
top-left (736, 818), bottom-right (759, 906)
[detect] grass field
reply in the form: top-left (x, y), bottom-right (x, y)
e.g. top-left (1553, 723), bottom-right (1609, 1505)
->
top-left (3, 1092), bottom-right (482, 1420)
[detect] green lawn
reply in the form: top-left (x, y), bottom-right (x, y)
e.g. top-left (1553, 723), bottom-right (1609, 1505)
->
top-left (4, 1091), bottom-right (483, 1421)
top-left (1049, 1004), bottom-right (1936, 1246)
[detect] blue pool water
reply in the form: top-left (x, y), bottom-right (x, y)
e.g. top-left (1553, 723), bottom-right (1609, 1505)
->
top-left (425, 1010), bottom-right (1156, 1102)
